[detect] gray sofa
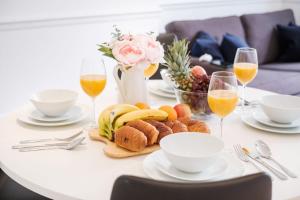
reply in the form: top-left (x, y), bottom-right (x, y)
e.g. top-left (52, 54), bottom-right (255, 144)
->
top-left (157, 9), bottom-right (300, 95)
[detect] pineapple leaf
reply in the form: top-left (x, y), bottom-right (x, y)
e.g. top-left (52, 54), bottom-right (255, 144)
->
top-left (163, 39), bottom-right (193, 90)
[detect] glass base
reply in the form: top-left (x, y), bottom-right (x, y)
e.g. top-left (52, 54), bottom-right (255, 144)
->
top-left (234, 105), bottom-right (255, 116)
top-left (84, 120), bottom-right (98, 132)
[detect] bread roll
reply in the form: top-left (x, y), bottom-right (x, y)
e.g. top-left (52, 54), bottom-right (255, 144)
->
top-left (115, 126), bottom-right (147, 152)
top-left (178, 117), bottom-right (198, 126)
top-left (178, 117), bottom-right (210, 133)
top-left (164, 120), bottom-right (188, 133)
top-left (127, 120), bottom-right (159, 145)
top-left (145, 120), bottom-right (173, 143)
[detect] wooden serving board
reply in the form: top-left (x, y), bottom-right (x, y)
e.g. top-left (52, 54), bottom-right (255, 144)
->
top-left (89, 129), bottom-right (160, 158)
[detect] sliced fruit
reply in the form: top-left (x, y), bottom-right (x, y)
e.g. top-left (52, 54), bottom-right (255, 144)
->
top-left (144, 63), bottom-right (159, 78)
top-left (135, 102), bottom-right (150, 109)
top-left (159, 105), bottom-right (177, 121)
top-left (173, 103), bottom-right (192, 118)
top-left (114, 109), bottom-right (168, 131)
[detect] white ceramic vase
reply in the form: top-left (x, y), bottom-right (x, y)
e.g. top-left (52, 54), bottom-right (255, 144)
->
top-left (113, 65), bottom-right (148, 104)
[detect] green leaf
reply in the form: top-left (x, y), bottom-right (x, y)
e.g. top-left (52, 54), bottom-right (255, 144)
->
top-left (98, 44), bottom-right (115, 59)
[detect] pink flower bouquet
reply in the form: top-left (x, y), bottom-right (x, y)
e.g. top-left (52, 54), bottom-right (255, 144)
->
top-left (98, 28), bottom-right (164, 70)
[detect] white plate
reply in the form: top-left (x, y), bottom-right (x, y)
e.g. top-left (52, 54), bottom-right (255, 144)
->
top-left (154, 150), bottom-right (227, 181)
top-left (148, 84), bottom-right (176, 99)
top-left (148, 87), bottom-right (176, 99)
top-left (252, 110), bottom-right (300, 128)
top-left (159, 86), bottom-right (175, 94)
top-left (148, 80), bottom-right (176, 99)
top-left (30, 106), bottom-right (82, 122)
top-left (143, 150), bottom-right (244, 182)
top-left (148, 80), bottom-right (174, 94)
top-left (18, 104), bottom-right (89, 127)
top-left (241, 115), bottom-right (300, 134)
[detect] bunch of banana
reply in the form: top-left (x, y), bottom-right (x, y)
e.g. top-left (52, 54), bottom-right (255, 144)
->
top-left (98, 104), bottom-right (168, 140)
top-left (113, 109), bottom-right (168, 131)
top-left (98, 104), bottom-right (139, 140)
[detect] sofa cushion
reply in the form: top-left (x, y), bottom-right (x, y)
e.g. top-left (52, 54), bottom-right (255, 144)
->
top-left (190, 57), bottom-right (300, 95)
top-left (277, 24), bottom-right (300, 62)
top-left (248, 68), bottom-right (300, 95)
top-left (191, 31), bottom-right (224, 62)
top-left (165, 16), bottom-right (246, 45)
top-left (157, 33), bottom-right (177, 51)
top-left (220, 33), bottom-right (249, 63)
top-left (241, 9), bottom-right (295, 64)
top-left (259, 62), bottom-right (300, 72)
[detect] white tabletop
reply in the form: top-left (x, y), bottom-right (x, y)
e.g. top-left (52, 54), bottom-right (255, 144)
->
top-left (0, 82), bottom-right (300, 200)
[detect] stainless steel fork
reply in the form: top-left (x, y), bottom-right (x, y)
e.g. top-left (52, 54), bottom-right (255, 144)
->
top-left (19, 130), bottom-right (83, 144)
top-left (233, 144), bottom-right (263, 172)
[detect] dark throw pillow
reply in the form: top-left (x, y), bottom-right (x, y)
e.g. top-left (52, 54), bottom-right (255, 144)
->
top-left (277, 24), bottom-right (300, 62)
top-left (190, 31), bottom-right (224, 63)
top-left (220, 33), bottom-right (249, 63)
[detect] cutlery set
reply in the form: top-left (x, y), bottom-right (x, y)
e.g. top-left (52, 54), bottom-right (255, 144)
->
top-left (234, 140), bottom-right (297, 180)
top-left (12, 130), bottom-right (85, 152)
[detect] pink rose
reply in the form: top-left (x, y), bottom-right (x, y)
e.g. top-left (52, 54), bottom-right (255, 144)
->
top-left (112, 40), bottom-right (146, 66)
top-left (133, 35), bottom-right (164, 64)
top-left (120, 34), bottom-right (133, 41)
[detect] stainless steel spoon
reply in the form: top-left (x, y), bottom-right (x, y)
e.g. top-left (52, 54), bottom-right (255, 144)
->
top-left (255, 140), bottom-right (297, 178)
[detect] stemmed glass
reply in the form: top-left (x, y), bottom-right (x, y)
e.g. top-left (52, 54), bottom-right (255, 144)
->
top-left (80, 57), bottom-right (107, 129)
top-left (233, 48), bottom-right (258, 111)
top-left (208, 71), bottom-right (238, 138)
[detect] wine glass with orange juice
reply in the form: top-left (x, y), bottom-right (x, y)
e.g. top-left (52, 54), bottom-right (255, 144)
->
top-left (208, 71), bottom-right (238, 138)
top-left (233, 48), bottom-right (258, 111)
top-left (80, 57), bottom-right (107, 129)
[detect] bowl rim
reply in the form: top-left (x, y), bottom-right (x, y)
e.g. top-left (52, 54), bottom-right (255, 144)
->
top-left (260, 95), bottom-right (300, 111)
top-left (31, 89), bottom-right (78, 104)
top-left (160, 132), bottom-right (224, 159)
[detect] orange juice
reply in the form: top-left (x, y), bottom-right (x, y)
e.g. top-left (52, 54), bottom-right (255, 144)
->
top-left (80, 74), bottom-right (106, 97)
top-left (233, 62), bottom-right (258, 84)
top-left (144, 63), bottom-right (159, 78)
top-left (208, 90), bottom-right (238, 118)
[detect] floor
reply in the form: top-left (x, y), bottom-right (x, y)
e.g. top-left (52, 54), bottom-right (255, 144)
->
top-left (0, 169), bottom-right (50, 200)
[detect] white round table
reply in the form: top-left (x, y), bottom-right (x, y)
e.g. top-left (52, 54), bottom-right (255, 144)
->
top-left (0, 82), bottom-right (300, 200)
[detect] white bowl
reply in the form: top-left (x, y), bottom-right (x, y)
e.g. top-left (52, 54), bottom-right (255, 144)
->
top-left (160, 133), bottom-right (224, 173)
top-left (260, 95), bottom-right (300, 124)
top-left (30, 89), bottom-right (78, 117)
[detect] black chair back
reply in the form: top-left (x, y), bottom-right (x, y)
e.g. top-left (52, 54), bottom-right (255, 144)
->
top-left (111, 172), bottom-right (272, 200)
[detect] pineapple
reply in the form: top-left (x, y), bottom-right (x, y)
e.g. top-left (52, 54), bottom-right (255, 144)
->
top-left (163, 39), bottom-right (193, 91)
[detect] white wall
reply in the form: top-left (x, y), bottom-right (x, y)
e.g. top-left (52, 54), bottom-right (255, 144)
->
top-left (159, 0), bottom-right (284, 31)
top-left (0, 0), bottom-right (161, 114)
top-left (0, 0), bottom-right (298, 114)
top-left (283, 0), bottom-right (300, 22)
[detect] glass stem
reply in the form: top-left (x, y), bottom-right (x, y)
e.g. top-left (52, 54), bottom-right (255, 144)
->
top-left (92, 97), bottom-right (96, 124)
top-left (220, 118), bottom-right (224, 138)
top-left (242, 84), bottom-right (246, 113)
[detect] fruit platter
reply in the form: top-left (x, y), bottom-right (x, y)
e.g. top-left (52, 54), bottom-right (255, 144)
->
top-left (90, 103), bottom-right (210, 158)
top-left (163, 39), bottom-right (212, 117)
